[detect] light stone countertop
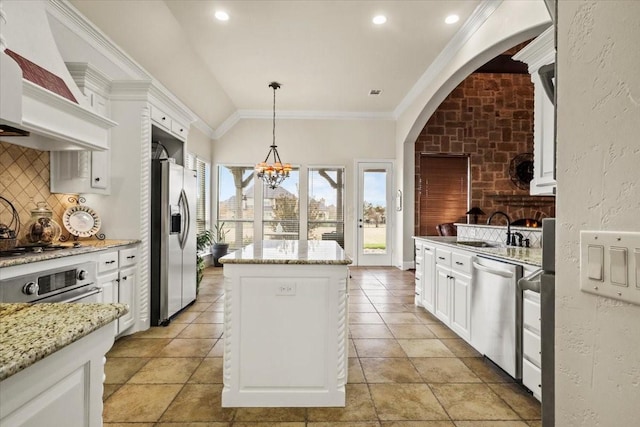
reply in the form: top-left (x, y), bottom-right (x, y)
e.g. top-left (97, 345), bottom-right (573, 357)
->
top-left (413, 236), bottom-right (542, 267)
top-left (0, 239), bottom-right (140, 268)
top-left (0, 303), bottom-right (128, 381)
top-left (220, 240), bottom-right (352, 265)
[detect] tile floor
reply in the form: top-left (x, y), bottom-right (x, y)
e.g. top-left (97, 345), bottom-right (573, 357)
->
top-left (103, 266), bottom-right (541, 427)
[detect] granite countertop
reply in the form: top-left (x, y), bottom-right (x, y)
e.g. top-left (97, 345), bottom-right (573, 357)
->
top-left (413, 236), bottom-right (542, 267)
top-left (0, 239), bottom-right (140, 268)
top-left (220, 240), bottom-right (352, 265)
top-left (0, 303), bottom-right (128, 381)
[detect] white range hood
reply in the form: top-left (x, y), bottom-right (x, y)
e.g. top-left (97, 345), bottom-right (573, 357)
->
top-left (0, 0), bottom-right (116, 151)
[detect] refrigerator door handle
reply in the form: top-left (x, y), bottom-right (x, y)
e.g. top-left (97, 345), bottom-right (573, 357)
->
top-left (179, 189), bottom-right (191, 250)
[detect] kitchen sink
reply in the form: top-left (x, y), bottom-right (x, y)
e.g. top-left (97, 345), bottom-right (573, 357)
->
top-left (457, 240), bottom-right (499, 248)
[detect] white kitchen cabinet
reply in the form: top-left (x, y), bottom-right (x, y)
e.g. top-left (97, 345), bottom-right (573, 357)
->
top-left (414, 241), bottom-right (424, 305)
top-left (151, 105), bottom-right (189, 142)
top-left (96, 246), bottom-right (138, 336)
top-left (434, 264), bottom-right (451, 325)
top-left (421, 243), bottom-right (436, 312)
top-left (513, 26), bottom-right (556, 196)
top-left (522, 289), bottom-right (542, 401)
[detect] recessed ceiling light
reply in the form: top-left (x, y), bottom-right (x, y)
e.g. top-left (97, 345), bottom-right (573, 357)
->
top-left (445, 14), bottom-right (459, 24)
top-left (215, 11), bottom-right (229, 21)
top-left (372, 15), bottom-right (387, 25)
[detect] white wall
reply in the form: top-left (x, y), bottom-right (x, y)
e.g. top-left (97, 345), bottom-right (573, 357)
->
top-left (187, 126), bottom-right (212, 162)
top-left (213, 118), bottom-right (396, 259)
top-left (556, 1), bottom-right (640, 424)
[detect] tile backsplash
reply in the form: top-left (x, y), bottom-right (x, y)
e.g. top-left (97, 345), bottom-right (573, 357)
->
top-left (456, 223), bottom-right (542, 248)
top-left (0, 141), bottom-right (77, 243)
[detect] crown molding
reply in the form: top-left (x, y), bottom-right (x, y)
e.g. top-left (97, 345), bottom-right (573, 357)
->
top-left (512, 25), bottom-right (554, 72)
top-left (393, 0), bottom-right (503, 119)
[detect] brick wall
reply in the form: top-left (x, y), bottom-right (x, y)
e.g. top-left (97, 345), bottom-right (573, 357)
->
top-left (414, 73), bottom-right (555, 235)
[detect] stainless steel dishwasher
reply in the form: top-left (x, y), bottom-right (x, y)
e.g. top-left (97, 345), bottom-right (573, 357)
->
top-left (471, 256), bottom-right (523, 378)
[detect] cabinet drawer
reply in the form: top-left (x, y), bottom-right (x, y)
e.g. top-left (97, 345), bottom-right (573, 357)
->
top-left (522, 358), bottom-right (542, 401)
top-left (435, 248), bottom-right (451, 266)
top-left (119, 247), bottom-right (139, 268)
top-left (523, 292), bottom-right (541, 333)
top-left (151, 105), bottom-right (171, 130)
top-left (523, 328), bottom-right (541, 367)
top-left (97, 251), bottom-right (119, 273)
top-left (451, 252), bottom-right (473, 274)
top-left (171, 120), bottom-right (188, 140)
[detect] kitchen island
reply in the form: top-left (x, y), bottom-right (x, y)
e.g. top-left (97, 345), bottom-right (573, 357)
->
top-left (219, 240), bottom-right (352, 407)
top-left (0, 302), bottom-right (128, 426)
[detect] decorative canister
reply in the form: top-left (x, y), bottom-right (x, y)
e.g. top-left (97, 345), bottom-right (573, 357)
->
top-left (24, 202), bottom-right (61, 245)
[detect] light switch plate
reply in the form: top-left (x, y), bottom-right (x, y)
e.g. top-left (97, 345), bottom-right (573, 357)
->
top-left (580, 231), bottom-right (640, 305)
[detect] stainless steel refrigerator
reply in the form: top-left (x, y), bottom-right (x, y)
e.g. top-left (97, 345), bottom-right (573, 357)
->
top-left (151, 159), bottom-right (197, 326)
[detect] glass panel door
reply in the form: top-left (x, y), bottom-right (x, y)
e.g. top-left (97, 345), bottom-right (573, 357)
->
top-left (357, 162), bottom-right (392, 266)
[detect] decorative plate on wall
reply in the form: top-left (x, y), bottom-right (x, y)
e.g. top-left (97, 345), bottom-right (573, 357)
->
top-left (62, 205), bottom-right (102, 238)
top-left (509, 153), bottom-right (534, 190)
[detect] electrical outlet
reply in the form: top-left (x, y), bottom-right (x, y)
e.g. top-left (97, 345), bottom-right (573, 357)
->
top-left (276, 283), bottom-right (296, 296)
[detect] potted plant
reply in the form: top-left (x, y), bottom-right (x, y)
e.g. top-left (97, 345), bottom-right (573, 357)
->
top-left (196, 229), bottom-right (215, 292)
top-left (212, 222), bottom-right (230, 267)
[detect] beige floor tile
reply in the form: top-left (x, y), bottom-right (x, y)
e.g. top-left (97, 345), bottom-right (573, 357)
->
top-left (132, 323), bottom-right (188, 338)
top-left (208, 302), bottom-right (225, 311)
top-left (107, 338), bottom-right (172, 358)
top-left (368, 296), bottom-right (414, 304)
top-left (104, 357), bottom-right (149, 384)
top-left (193, 311), bottom-right (225, 323)
top-left (233, 423), bottom-right (304, 427)
top-left (186, 301), bottom-right (214, 312)
top-left (234, 407), bottom-right (306, 422)
top-left (359, 282), bottom-right (386, 290)
top-left (369, 383), bottom-right (449, 421)
top-left (353, 339), bottom-right (407, 358)
top-left (103, 384), bottom-right (120, 401)
top-left (307, 384), bottom-right (378, 422)
top-left (426, 323), bottom-right (459, 338)
top-left (381, 422), bottom-right (454, 427)
top-left (348, 339), bottom-right (358, 357)
top-left (104, 423), bottom-right (155, 427)
top-left (309, 423), bottom-right (380, 427)
top-left (155, 423), bottom-right (230, 427)
top-left (360, 358), bottom-right (422, 383)
top-left (441, 338), bottom-right (482, 357)
top-left (460, 358), bottom-right (515, 383)
top-left (349, 303), bottom-right (377, 312)
top-left (430, 383), bottom-right (520, 421)
top-left (350, 312), bottom-right (385, 324)
top-left (178, 323), bottom-right (225, 339)
top-left (349, 324), bottom-right (394, 339)
top-left (128, 358), bottom-right (202, 384)
top-left (189, 357), bottom-right (224, 383)
top-left (363, 289), bottom-right (393, 296)
top-left (160, 384), bottom-right (235, 422)
top-left (454, 422), bottom-right (529, 427)
top-left (158, 338), bottom-right (216, 357)
top-left (374, 304), bottom-right (411, 313)
top-left (526, 421), bottom-right (542, 427)
top-left (103, 384), bottom-right (183, 422)
top-left (171, 311), bottom-right (202, 323)
top-left (207, 338), bottom-right (225, 357)
top-left (348, 357), bottom-right (366, 383)
top-left (414, 310), bottom-right (442, 324)
top-left (411, 358), bottom-right (481, 383)
top-left (488, 383), bottom-right (541, 420)
top-left (380, 312), bottom-right (422, 324)
top-left (396, 339), bottom-right (456, 358)
top-left (350, 295), bottom-right (373, 303)
top-left (389, 289), bottom-right (417, 296)
top-left (387, 324), bottom-right (436, 339)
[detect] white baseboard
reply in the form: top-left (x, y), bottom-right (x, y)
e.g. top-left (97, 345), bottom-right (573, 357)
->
top-left (398, 261), bottom-right (415, 270)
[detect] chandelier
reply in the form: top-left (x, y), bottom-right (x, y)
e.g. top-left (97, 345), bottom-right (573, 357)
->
top-left (256, 81), bottom-right (291, 189)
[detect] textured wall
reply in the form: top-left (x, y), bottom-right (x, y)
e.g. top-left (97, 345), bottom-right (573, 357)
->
top-left (414, 73), bottom-right (555, 235)
top-left (557, 1), bottom-right (640, 424)
top-left (0, 141), bottom-right (76, 243)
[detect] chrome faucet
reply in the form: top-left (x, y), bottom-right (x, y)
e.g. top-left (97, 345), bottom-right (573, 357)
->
top-left (487, 211), bottom-right (512, 246)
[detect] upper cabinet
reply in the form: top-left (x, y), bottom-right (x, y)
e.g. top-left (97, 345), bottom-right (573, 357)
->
top-left (513, 27), bottom-right (556, 196)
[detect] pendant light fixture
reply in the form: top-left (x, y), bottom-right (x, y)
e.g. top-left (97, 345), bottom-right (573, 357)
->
top-left (256, 81), bottom-right (291, 189)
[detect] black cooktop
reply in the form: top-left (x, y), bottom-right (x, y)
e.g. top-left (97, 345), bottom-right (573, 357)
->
top-left (0, 245), bottom-right (68, 258)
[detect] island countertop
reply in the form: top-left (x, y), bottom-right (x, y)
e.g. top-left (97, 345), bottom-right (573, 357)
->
top-left (0, 239), bottom-right (140, 268)
top-left (220, 240), bottom-right (352, 265)
top-left (0, 303), bottom-right (128, 381)
top-left (413, 236), bottom-right (542, 267)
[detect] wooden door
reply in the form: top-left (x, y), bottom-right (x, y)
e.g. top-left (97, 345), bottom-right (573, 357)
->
top-left (419, 155), bottom-right (469, 236)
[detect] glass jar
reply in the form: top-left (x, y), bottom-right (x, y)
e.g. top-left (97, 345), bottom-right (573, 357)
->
top-left (24, 202), bottom-right (61, 245)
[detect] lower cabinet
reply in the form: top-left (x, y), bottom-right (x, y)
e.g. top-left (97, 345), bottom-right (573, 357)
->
top-left (522, 289), bottom-right (542, 401)
top-left (433, 248), bottom-right (471, 342)
top-left (97, 246), bottom-right (138, 336)
top-left (414, 241), bottom-right (436, 312)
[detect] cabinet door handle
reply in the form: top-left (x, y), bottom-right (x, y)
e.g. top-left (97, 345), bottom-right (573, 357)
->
top-left (95, 177), bottom-right (100, 182)
top-left (162, 116), bottom-right (167, 121)
top-left (455, 261), bottom-right (464, 266)
top-left (424, 247), bottom-right (431, 251)
top-left (121, 276), bottom-right (128, 281)
top-left (438, 256), bottom-right (445, 260)
top-left (106, 260), bottom-right (115, 264)
top-left (127, 255), bottom-right (136, 259)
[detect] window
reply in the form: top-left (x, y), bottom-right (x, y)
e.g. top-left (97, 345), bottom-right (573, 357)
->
top-left (308, 167), bottom-right (345, 248)
top-left (217, 165), bottom-right (254, 249)
top-left (187, 154), bottom-right (210, 235)
top-left (262, 168), bottom-right (299, 241)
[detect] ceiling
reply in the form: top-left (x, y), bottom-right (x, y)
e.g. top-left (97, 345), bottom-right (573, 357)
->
top-left (69, 0), bottom-right (482, 133)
